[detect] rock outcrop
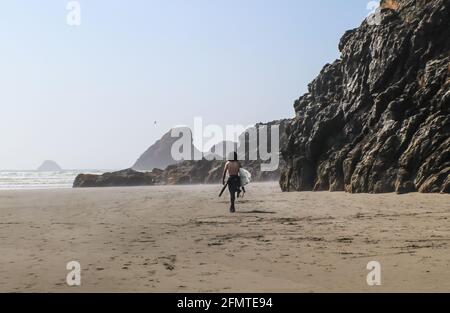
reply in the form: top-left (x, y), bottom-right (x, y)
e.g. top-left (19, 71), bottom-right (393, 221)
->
top-left (162, 119), bottom-right (289, 184)
top-left (37, 160), bottom-right (62, 172)
top-left (204, 141), bottom-right (238, 161)
top-left (73, 168), bottom-right (162, 187)
top-left (239, 120), bottom-right (289, 181)
top-left (133, 128), bottom-right (201, 171)
top-left (280, 0), bottom-right (449, 194)
top-left (74, 120), bottom-right (289, 187)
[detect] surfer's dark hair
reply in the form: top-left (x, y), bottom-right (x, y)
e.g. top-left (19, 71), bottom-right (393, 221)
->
top-left (228, 151), bottom-right (238, 161)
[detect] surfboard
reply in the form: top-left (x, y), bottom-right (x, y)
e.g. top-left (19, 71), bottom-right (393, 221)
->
top-left (239, 168), bottom-right (252, 187)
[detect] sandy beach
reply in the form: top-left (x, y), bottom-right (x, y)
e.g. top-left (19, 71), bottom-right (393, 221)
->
top-left (0, 182), bottom-right (449, 292)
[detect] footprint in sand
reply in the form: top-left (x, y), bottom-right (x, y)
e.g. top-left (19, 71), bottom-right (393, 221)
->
top-left (157, 255), bottom-right (176, 271)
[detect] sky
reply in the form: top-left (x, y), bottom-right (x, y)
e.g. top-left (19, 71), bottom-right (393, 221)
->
top-left (0, 0), bottom-right (375, 170)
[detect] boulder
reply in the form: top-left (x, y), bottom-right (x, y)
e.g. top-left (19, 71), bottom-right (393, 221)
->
top-left (73, 168), bottom-right (161, 188)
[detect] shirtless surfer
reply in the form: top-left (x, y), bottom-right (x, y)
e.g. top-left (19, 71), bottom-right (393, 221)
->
top-left (222, 152), bottom-right (242, 213)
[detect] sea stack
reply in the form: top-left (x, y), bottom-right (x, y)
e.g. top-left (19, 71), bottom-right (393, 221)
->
top-left (37, 160), bottom-right (62, 172)
top-left (132, 128), bottom-right (201, 171)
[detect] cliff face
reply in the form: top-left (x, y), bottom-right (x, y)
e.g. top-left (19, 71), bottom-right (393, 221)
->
top-left (280, 0), bottom-right (449, 194)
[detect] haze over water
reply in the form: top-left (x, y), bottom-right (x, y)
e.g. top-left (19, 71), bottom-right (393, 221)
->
top-left (0, 170), bottom-right (106, 190)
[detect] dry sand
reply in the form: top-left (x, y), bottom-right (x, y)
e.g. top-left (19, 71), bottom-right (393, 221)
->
top-left (0, 182), bottom-right (449, 292)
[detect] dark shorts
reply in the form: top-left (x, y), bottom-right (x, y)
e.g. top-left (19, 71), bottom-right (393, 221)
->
top-left (227, 175), bottom-right (241, 194)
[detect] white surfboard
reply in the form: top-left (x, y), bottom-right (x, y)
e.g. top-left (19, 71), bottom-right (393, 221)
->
top-left (239, 168), bottom-right (252, 187)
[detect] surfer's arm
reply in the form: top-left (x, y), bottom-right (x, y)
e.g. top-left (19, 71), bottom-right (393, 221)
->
top-left (222, 162), bottom-right (229, 185)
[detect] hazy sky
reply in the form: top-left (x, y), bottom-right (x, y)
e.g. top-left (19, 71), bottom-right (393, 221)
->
top-left (0, 0), bottom-right (374, 170)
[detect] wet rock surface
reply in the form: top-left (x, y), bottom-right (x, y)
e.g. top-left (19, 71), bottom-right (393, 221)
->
top-left (280, 0), bottom-right (449, 194)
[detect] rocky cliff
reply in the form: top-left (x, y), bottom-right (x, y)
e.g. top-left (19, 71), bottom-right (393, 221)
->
top-left (280, 0), bottom-right (449, 194)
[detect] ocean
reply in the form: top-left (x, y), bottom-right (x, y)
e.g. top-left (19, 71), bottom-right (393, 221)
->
top-left (0, 170), bottom-right (106, 190)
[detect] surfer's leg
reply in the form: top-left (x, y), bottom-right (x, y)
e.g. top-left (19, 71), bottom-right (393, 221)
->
top-left (230, 192), bottom-right (236, 213)
top-left (228, 182), bottom-right (236, 213)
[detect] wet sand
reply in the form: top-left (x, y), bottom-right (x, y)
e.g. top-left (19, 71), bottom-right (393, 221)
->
top-left (0, 182), bottom-right (449, 292)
